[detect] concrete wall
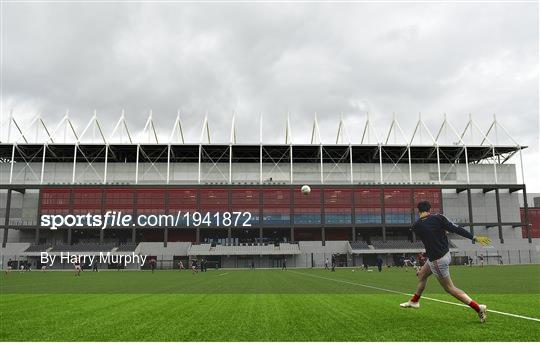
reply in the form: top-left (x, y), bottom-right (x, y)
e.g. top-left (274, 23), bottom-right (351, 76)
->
top-left (0, 162), bottom-right (518, 185)
top-left (442, 189), bottom-right (523, 241)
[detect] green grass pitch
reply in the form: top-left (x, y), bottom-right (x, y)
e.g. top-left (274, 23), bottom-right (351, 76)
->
top-left (1, 265), bottom-right (539, 341)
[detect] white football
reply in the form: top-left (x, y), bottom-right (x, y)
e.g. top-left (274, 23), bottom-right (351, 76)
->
top-left (301, 185), bottom-right (311, 195)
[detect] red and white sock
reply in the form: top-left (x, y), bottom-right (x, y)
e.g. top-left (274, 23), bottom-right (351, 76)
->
top-left (411, 294), bottom-right (421, 303)
top-left (469, 300), bottom-right (481, 313)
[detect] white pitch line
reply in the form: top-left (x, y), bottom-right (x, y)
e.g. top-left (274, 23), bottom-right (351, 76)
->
top-left (290, 270), bottom-right (540, 322)
top-left (218, 272), bottom-right (229, 276)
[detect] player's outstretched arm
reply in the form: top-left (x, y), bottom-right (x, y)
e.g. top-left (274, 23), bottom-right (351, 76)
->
top-left (440, 215), bottom-right (492, 245)
top-left (440, 214), bottom-right (475, 240)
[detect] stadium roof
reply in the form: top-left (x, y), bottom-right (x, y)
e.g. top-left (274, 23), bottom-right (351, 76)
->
top-left (1, 112), bottom-right (525, 165)
top-left (0, 143), bottom-right (522, 164)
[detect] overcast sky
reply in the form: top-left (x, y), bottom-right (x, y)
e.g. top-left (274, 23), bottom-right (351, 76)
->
top-left (1, 2), bottom-right (538, 190)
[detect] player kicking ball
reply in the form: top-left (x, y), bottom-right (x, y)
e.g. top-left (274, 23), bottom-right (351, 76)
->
top-left (400, 201), bottom-right (491, 323)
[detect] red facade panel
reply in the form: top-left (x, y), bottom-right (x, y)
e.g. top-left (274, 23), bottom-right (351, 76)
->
top-left (137, 189), bottom-right (166, 215)
top-left (521, 208), bottom-right (540, 238)
top-left (104, 189), bottom-right (134, 214)
top-left (230, 189), bottom-right (259, 215)
top-left (294, 187), bottom-right (321, 223)
top-left (262, 188), bottom-right (290, 224)
top-left (262, 188), bottom-right (290, 211)
top-left (199, 189), bottom-right (228, 212)
top-left (40, 188), bottom-right (71, 215)
top-left (168, 189), bottom-right (197, 212)
top-left (354, 188), bottom-right (382, 223)
top-left (324, 189), bottom-right (352, 209)
top-left (325, 189), bottom-right (352, 224)
top-left (384, 188), bottom-right (412, 224)
top-left (355, 188), bottom-right (381, 208)
top-left (72, 188), bottom-right (102, 215)
top-left (294, 187), bottom-right (321, 213)
top-left (384, 188), bottom-right (412, 208)
top-left (413, 189), bottom-right (442, 214)
top-left (36, 186), bottom-right (452, 231)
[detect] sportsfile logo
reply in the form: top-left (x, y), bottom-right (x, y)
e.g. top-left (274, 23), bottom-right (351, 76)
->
top-left (40, 211), bottom-right (253, 230)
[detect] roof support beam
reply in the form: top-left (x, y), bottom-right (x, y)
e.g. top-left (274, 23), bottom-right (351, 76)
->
top-left (311, 114), bottom-right (321, 145)
top-left (103, 145), bottom-right (109, 184)
top-left (40, 144), bottom-right (46, 184)
top-left (71, 144), bottom-right (77, 183)
top-left (170, 111), bottom-right (185, 144)
top-left (9, 144), bottom-right (15, 184)
top-left (110, 110), bottom-right (133, 143)
top-left (349, 144), bottom-right (354, 184)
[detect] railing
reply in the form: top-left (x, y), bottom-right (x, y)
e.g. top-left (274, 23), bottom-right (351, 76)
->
top-left (2, 248), bottom-right (538, 270)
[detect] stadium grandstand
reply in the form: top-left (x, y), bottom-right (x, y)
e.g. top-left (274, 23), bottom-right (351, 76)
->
top-left (0, 113), bottom-right (538, 269)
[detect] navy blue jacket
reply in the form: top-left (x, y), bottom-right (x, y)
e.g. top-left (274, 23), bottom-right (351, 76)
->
top-left (412, 213), bottom-right (474, 261)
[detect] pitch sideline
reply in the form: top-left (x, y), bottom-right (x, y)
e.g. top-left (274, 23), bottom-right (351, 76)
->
top-left (289, 270), bottom-right (540, 322)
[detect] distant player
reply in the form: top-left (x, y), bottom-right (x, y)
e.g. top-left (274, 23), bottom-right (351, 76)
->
top-left (324, 258), bottom-right (329, 270)
top-left (191, 260), bottom-right (199, 274)
top-left (178, 261), bottom-right (184, 270)
top-left (403, 256), bottom-right (411, 266)
top-left (467, 256), bottom-right (473, 267)
top-left (282, 258), bottom-right (287, 271)
top-left (149, 258), bottom-right (157, 273)
top-left (92, 262), bottom-right (98, 272)
top-left (5, 259), bottom-right (13, 275)
top-left (400, 201), bottom-right (491, 323)
top-left (409, 256), bottom-right (419, 271)
top-left (478, 254), bottom-right (484, 268)
top-left (376, 255), bottom-right (383, 272)
top-left (74, 258), bottom-right (81, 277)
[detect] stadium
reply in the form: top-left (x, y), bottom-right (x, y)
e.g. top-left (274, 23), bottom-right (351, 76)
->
top-left (1, 113), bottom-right (538, 269)
top-left (1, 113), bottom-right (539, 341)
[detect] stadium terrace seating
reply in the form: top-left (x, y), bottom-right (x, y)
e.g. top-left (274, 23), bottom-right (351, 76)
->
top-left (24, 244), bottom-right (52, 252)
top-left (138, 242), bottom-right (191, 256)
top-left (370, 240), bottom-right (424, 250)
top-left (189, 243), bottom-right (212, 255)
top-left (188, 242), bottom-right (301, 255)
top-left (298, 241), bottom-right (350, 254)
top-left (350, 241), bottom-right (370, 250)
top-left (51, 244), bottom-right (115, 252)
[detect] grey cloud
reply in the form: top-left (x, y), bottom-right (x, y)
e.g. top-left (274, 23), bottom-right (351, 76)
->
top-left (1, 2), bottom-right (538, 187)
